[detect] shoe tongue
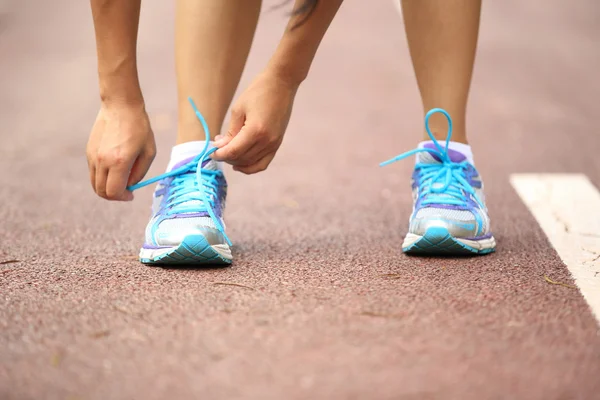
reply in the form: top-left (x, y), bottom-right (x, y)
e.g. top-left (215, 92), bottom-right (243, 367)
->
top-left (169, 155), bottom-right (220, 172)
top-left (166, 155), bottom-right (220, 215)
top-left (201, 158), bottom-right (220, 171)
top-left (417, 142), bottom-right (467, 164)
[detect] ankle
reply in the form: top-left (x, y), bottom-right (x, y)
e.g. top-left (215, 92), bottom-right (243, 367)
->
top-left (177, 102), bottom-right (223, 144)
top-left (422, 107), bottom-right (468, 143)
top-left (176, 121), bottom-right (221, 145)
top-left (423, 130), bottom-right (468, 144)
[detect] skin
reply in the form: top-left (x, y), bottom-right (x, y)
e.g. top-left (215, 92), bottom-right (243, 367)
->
top-left (87, 0), bottom-right (155, 201)
top-left (212, 0), bottom-right (344, 174)
top-left (87, 0), bottom-right (482, 200)
top-left (175, 0), bottom-right (262, 145)
top-left (87, 0), bottom-right (342, 200)
top-left (401, 0), bottom-right (481, 144)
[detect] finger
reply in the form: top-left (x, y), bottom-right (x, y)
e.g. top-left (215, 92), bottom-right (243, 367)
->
top-left (211, 125), bottom-right (261, 164)
top-left (86, 148), bottom-right (97, 190)
top-left (227, 107), bottom-right (245, 139)
top-left (215, 110), bottom-right (244, 148)
top-left (233, 152), bottom-right (275, 175)
top-left (229, 139), bottom-right (269, 167)
top-left (214, 134), bottom-right (232, 148)
top-left (230, 128), bottom-right (284, 168)
top-left (247, 139), bottom-right (277, 165)
top-left (128, 148), bottom-right (156, 188)
top-left (234, 134), bottom-right (282, 168)
top-left (216, 137), bottom-right (263, 166)
top-left (90, 165), bottom-right (96, 191)
top-left (95, 164), bottom-right (109, 199)
top-left (106, 161), bottom-right (134, 201)
top-left (88, 161), bottom-right (96, 191)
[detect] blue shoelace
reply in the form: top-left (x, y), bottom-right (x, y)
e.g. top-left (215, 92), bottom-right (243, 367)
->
top-left (127, 97), bottom-right (232, 246)
top-left (380, 108), bottom-right (485, 209)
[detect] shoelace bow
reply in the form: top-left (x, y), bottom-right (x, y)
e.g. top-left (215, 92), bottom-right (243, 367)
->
top-left (127, 97), bottom-right (231, 246)
top-left (380, 108), bottom-right (485, 209)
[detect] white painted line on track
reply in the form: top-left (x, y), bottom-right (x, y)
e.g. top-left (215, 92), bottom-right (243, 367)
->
top-left (511, 174), bottom-right (600, 324)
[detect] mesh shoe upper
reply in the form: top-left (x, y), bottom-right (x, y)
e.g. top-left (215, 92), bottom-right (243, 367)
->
top-left (143, 157), bottom-right (229, 248)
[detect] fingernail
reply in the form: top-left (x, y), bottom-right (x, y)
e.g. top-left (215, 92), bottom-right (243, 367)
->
top-left (215, 135), bottom-right (223, 141)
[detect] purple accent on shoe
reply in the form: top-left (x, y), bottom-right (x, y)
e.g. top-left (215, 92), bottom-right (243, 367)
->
top-left (170, 156), bottom-right (197, 171)
top-left (469, 180), bottom-right (482, 189)
top-left (463, 193), bottom-right (482, 211)
top-left (420, 203), bottom-right (468, 211)
top-left (154, 187), bottom-right (167, 197)
top-left (463, 164), bottom-right (482, 188)
top-left (142, 243), bottom-right (171, 249)
top-left (169, 211), bottom-right (210, 218)
top-left (463, 233), bottom-right (494, 241)
top-left (423, 142), bottom-right (466, 163)
top-left (202, 157), bottom-right (216, 169)
top-left (411, 170), bottom-right (420, 190)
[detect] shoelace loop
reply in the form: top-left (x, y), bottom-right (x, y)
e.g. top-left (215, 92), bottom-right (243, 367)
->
top-left (127, 98), bottom-right (232, 246)
top-left (380, 108), bottom-right (484, 209)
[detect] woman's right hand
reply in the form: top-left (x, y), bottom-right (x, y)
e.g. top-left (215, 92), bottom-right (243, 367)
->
top-left (86, 102), bottom-right (156, 201)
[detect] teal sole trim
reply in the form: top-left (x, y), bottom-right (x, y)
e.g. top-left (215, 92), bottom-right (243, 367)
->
top-left (403, 226), bottom-right (495, 256)
top-left (140, 234), bottom-right (232, 266)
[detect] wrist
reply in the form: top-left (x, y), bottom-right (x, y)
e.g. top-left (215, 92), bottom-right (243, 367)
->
top-left (100, 92), bottom-right (144, 108)
top-left (100, 95), bottom-right (146, 114)
top-left (98, 60), bottom-right (144, 107)
top-left (99, 80), bottom-right (144, 107)
top-left (265, 59), bottom-right (307, 89)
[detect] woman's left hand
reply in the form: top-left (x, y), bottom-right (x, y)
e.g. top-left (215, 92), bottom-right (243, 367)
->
top-left (211, 70), bottom-right (298, 174)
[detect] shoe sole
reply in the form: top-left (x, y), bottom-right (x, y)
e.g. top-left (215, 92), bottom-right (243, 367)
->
top-left (139, 234), bottom-right (233, 265)
top-left (402, 226), bottom-right (496, 255)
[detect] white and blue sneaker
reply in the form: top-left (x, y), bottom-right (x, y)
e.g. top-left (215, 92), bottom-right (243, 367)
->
top-left (381, 108), bottom-right (496, 255)
top-left (128, 99), bottom-right (232, 265)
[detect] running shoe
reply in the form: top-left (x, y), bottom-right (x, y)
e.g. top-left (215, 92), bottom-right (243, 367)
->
top-left (127, 98), bottom-right (232, 265)
top-left (380, 108), bottom-right (496, 255)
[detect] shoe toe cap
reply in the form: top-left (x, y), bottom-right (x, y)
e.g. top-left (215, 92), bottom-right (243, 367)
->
top-left (410, 208), bottom-right (479, 238)
top-left (153, 217), bottom-right (227, 247)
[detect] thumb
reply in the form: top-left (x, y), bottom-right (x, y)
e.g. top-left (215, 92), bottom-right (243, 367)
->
top-left (127, 148), bottom-right (156, 188)
top-left (218, 107), bottom-right (245, 146)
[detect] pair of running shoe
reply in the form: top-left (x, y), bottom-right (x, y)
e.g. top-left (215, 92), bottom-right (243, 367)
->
top-left (129, 100), bottom-right (495, 265)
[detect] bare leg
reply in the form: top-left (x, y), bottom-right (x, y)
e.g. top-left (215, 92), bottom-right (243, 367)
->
top-left (401, 0), bottom-right (481, 143)
top-left (175, 0), bottom-right (262, 143)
